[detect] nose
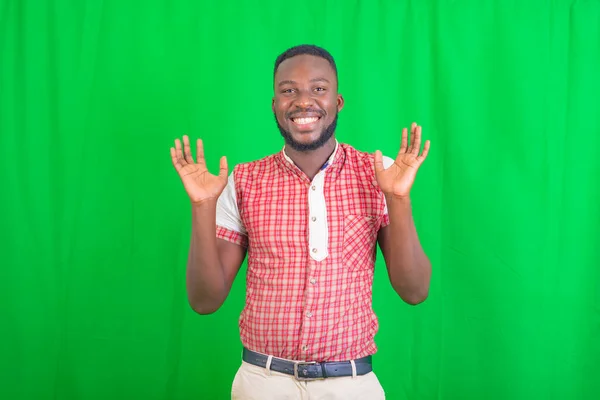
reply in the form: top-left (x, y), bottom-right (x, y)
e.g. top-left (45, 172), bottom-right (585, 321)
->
top-left (294, 90), bottom-right (315, 108)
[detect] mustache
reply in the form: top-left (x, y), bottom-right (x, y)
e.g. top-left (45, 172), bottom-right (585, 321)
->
top-left (286, 108), bottom-right (325, 119)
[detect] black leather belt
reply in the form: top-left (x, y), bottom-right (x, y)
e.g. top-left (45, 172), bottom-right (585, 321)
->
top-left (242, 347), bottom-right (372, 381)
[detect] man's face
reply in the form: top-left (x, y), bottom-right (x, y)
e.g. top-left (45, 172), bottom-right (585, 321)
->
top-left (273, 54), bottom-right (344, 152)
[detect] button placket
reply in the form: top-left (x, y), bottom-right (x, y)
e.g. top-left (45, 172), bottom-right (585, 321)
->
top-left (307, 171), bottom-right (328, 261)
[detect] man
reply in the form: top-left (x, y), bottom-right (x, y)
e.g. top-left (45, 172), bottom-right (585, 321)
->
top-left (170, 44), bottom-right (431, 399)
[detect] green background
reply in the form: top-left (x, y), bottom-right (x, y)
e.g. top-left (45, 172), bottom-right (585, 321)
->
top-left (1, 1), bottom-right (599, 399)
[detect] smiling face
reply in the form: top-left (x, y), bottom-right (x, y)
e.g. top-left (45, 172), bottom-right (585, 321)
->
top-left (273, 54), bottom-right (344, 152)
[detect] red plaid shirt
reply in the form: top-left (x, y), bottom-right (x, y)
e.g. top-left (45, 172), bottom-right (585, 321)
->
top-left (216, 142), bottom-right (393, 362)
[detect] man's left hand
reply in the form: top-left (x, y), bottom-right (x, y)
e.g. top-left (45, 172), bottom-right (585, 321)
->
top-left (374, 122), bottom-right (430, 199)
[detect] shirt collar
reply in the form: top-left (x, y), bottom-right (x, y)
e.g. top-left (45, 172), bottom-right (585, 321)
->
top-left (282, 140), bottom-right (339, 171)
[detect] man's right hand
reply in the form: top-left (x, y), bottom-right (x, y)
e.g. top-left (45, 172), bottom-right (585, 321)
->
top-left (170, 135), bottom-right (228, 205)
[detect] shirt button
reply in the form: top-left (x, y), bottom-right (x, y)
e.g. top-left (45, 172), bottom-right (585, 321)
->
top-left (311, 216), bottom-right (317, 222)
top-left (302, 345), bottom-right (308, 351)
top-left (312, 248), bottom-right (317, 253)
top-left (311, 185), bottom-right (316, 191)
top-left (307, 312), bottom-right (313, 318)
top-left (310, 278), bottom-right (316, 284)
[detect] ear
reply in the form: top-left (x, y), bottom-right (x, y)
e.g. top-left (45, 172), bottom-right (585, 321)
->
top-left (337, 94), bottom-right (345, 112)
top-left (272, 97), bottom-right (275, 113)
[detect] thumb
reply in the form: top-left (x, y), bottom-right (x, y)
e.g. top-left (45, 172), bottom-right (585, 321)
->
top-left (374, 150), bottom-right (385, 174)
top-left (218, 156), bottom-right (228, 180)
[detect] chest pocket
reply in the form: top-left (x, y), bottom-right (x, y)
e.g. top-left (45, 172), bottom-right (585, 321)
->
top-left (342, 214), bottom-right (379, 270)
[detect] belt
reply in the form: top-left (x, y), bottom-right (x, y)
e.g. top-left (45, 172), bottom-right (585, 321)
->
top-left (242, 347), bottom-right (373, 381)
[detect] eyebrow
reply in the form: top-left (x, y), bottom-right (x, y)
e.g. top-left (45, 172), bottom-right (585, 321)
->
top-left (278, 77), bottom-right (331, 87)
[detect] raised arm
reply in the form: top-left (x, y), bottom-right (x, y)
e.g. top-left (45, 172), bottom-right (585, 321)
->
top-left (171, 135), bottom-right (247, 314)
top-left (374, 123), bottom-right (431, 305)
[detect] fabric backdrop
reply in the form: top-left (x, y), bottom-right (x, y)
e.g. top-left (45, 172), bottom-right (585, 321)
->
top-left (1, 0), bottom-right (599, 399)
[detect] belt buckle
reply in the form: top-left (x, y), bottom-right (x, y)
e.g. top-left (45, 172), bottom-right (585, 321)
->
top-left (293, 361), bottom-right (319, 381)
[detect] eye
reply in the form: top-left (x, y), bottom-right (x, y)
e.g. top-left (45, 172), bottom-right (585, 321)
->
top-left (281, 88), bottom-right (295, 94)
top-left (315, 87), bottom-right (326, 92)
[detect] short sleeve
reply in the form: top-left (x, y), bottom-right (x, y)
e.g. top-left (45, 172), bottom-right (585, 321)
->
top-left (216, 172), bottom-right (248, 247)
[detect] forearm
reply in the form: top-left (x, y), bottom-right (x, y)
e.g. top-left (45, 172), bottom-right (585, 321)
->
top-left (186, 200), bottom-right (227, 313)
top-left (384, 195), bottom-right (431, 304)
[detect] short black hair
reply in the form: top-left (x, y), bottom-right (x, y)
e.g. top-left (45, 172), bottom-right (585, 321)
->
top-left (274, 44), bottom-right (337, 78)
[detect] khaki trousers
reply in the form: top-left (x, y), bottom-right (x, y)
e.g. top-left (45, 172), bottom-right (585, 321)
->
top-left (231, 361), bottom-right (386, 400)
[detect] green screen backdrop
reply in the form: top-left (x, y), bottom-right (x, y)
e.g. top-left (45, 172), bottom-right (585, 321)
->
top-left (1, 1), bottom-right (599, 399)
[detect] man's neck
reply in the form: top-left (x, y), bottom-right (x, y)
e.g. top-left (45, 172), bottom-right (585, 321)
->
top-left (284, 138), bottom-right (337, 181)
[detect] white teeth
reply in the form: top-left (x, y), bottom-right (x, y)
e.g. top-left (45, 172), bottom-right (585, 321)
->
top-left (293, 117), bottom-right (318, 124)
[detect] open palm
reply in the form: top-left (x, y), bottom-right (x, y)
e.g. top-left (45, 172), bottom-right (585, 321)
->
top-left (170, 135), bottom-right (228, 205)
top-left (374, 123), bottom-right (430, 198)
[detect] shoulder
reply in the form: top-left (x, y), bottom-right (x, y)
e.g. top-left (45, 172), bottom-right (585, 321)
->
top-left (233, 152), bottom-right (279, 176)
top-left (231, 152), bottom-right (282, 191)
top-left (340, 143), bottom-right (395, 170)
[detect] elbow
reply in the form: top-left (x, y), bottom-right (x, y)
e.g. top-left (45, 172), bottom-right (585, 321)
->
top-left (188, 298), bottom-right (222, 315)
top-left (392, 271), bottom-right (431, 305)
top-left (391, 282), bottom-right (429, 305)
top-left (190, 304), bottom-right (219, 315)
top-left (186, 279), bottom-right (228, 315)
top-left (399, 288), bottom-right (429, 305)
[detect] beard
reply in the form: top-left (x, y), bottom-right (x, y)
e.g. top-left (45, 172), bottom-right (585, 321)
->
top-left (275, 112), bottom-right (338, 152)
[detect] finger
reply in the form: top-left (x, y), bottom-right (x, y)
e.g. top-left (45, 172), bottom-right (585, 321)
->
top-left (400, 127), bottom-right (408, 153)
top-left (170, 147), bottom-right (183, 172)
top-left (218, 156), bottom-right (229, 180)
top-left (196, 138), bottom-right (206, 168)
top-left (374, 150), bottom-right (385, 173)
top-left (174, 138), bottom-right (187, 165)
top-left (183, 135), bottom-right (195, 164)
top-left (406, 123), bottom-right (416, 153)
top-left (418, 140), bottom-right (430, 162)
top-left (412, 125), bottom-right (422, 155)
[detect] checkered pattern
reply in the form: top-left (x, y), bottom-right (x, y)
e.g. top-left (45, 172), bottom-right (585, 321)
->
top-left (217, 144), bottom-right (390, 362)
